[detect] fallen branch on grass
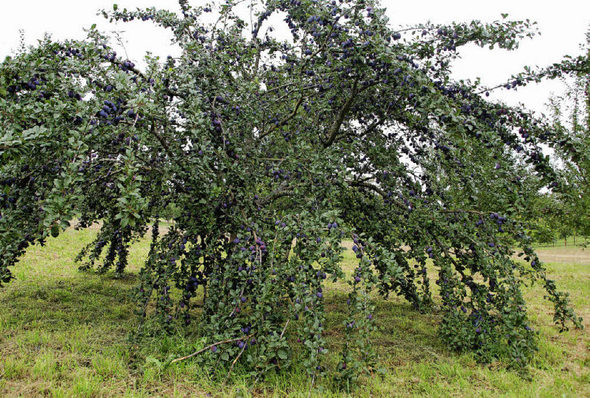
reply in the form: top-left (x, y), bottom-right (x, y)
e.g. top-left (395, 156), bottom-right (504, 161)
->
top-left (170, 334), bottom-right (253, 364)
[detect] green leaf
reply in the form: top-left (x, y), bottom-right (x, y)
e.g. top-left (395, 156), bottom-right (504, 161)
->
top-left (277, 349), bottom-right (288, 360)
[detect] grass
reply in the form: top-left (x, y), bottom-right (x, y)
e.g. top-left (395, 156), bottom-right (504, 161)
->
top-left (0, 227), bottom-right (588, 397)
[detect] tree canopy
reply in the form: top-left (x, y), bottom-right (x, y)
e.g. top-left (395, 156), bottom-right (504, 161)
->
top-left (546, 33), bottom-right (590, 242)
top-left (0, 0), bottom-right (585, 384)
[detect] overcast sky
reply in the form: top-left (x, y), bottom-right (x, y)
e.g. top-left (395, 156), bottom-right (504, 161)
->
top-left (1, 0), bottom-right (589, 115)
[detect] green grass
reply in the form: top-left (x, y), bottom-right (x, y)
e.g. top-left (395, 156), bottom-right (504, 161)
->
top-left (0, 227), bottom-right (588, 397)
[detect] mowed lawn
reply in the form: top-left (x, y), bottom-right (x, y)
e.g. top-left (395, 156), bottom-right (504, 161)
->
top-left (0, 228), bottom-right (588, 397)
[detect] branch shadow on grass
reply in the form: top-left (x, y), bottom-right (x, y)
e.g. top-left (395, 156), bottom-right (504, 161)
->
top-left (324, 291), bottom-right (449, 368)
top-left (0, 273), bottom-right (137, 331)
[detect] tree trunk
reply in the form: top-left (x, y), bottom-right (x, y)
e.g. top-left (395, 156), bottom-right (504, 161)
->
top-left (574, 231), bottom-right (576, 246)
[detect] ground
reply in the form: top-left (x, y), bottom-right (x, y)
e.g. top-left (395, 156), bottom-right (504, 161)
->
top-left (0, 228), bottom-right (588, 397)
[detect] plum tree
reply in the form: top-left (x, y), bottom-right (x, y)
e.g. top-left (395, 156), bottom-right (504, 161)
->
top-left (0, 0), bottom-right (585, 385)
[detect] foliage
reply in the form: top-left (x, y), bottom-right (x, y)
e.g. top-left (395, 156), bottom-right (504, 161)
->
top-left (546, 31), bottom-right (590, 242)
top-left (0, 0), bottom-right (584, 385)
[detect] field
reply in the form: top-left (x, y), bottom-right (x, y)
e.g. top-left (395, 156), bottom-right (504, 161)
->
top-left (0, 227), bottom-right (588, 397)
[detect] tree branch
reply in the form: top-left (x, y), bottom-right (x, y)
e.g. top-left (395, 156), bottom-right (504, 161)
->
top-left (170, 334), bottom-right (253, 364)
top-left (324, 78), bottom-right (359, 147)
top-left (259, 95), bottom-right (305, 140)
top-left (149, 119), bottom-right (191, 176)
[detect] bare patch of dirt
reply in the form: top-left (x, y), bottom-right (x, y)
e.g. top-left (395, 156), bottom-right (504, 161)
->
top-left (534, 247), bottom-right (590, 265)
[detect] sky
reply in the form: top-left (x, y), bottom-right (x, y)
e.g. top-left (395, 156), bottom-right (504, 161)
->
top-left (1, 0), bottom-right (589, 115)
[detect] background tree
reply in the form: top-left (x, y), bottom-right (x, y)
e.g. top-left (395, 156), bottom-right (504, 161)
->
top-left (0, 0), bottom-right (584, 385)
top-left (547, 31), bottom-right (590, 245)
top-left (527, 192), bottom-right (578, 246)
